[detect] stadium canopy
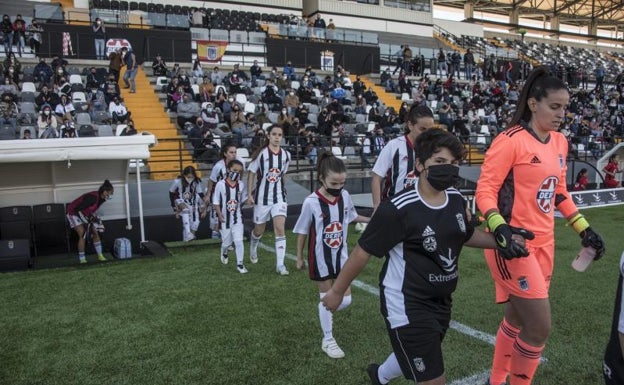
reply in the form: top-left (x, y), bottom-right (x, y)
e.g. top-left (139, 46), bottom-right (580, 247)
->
top-left (438, 0), bottom-right (624, 35)
top-left (0, 135), bottom-right (155, 242)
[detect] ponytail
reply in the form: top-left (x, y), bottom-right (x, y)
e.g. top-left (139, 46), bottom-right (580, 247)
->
top-left (317, 152), bottom-right (346, 182)
top-left (98, 179), bottom-right (114, 194)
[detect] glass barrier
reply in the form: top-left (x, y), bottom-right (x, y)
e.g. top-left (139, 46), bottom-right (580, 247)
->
top-left (34, 4), bottom-right (64, 23)
top-left (266, 23), bottom-right (378, 45)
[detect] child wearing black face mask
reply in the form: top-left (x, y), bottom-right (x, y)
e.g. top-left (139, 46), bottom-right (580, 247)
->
top-left (293, 152), bottom-right (370, 359)
top-left (321, 129), bottom-right (534, 385)
top-left (212, 159), bottom-right (248, 274)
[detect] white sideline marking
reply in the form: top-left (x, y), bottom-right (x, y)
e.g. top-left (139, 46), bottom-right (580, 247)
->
top-left (257, 242), bottom-right (547, 384)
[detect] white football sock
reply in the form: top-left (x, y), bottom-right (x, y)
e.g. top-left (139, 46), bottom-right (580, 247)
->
top-left (378, 352), bottom-right (402, 384)
top-left (275, 236), bottom-right (286, 267)
top-left (318, 292), bottom-right (333, 341)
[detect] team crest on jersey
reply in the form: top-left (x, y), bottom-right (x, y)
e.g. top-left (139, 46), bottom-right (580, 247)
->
top-left (456, 213), bottom-right (466, 233)
top-left (413, 357), bottom-right (426, 372)
top-left (536, 176), bottom-right (558, 213)
top-left (422, 226), bottom-right (437, 252)
top-left (403, 170), bottom-right (417, 189)
top-left (226, 199), bottom-right (238, 212)
top-left (323, 221), bottom-right (343, 249)
top-left (182, 191), bottom-right (192, 201)
top-left (439, 248), bottom-right (457, 273)
top-left (266, 168), bottom-right (281, 183)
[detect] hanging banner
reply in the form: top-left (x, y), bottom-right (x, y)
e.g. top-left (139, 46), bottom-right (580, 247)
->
top-left (196, 40), bottom-right (228, 62)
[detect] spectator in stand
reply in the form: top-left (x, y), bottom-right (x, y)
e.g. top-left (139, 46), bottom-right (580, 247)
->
top-left (363, 86), bottom-right (379, 105)
top-left (34, 57), bottom-right (53, 88)
top-left (60, 119), bottom-right (78, 138)
top-left (201, 102), bottom-right (220, 131)
top-left (198, 76), bottom-right (214, 103)
top-left (372, 125), bottom-right (386, 155)
top-left (191, 58), bottom-right (203, 80)
top-left (283, 61), bottom-right (296, 81)
top-left (354, 94), bottom-right (367, 115)
top-left (109, 96), bottom-right (130, 124)
top-left (595, 62), bottom-right (605, 91)
top-left (168, 63), bottom-right (181, 79)
top-left (85, 67), bottom-right (100, 89)
top-left (327, 98), bottom-right (345, 123)
top-left (54, 93), bottom-right (75, 124)
top-left (93, 18), bottom-right (106, 60)
top-left (37, 103), bottom-right (56, 132)
top-left (152, 54), bottom-right (168, 77)
top-left (166, 77), bottom-right (180, 111)
top-left (313, 13), bottom-right (326, 40)
top-left (284, 88), bottom-right (300, 115)
top-left (277, 107), bottom-right (293, 135)
top-left (437, 48), bottom-right (447, 77)
top-left (261, 78), bottom-right (282, 108)
top-left (176, 93), bottom-right (200, 129)
top-left (368, 103), bottom-right (382, 124)
top-left (121, 46), bottom-right (138, 93)
top-left (0, 93), bottom-right (18, 135)
top-left (250, 59), bottom-right (263, 86)
top-left (379, 107), bottom-right (398, 134)
top-left (4, 65), bottom-right (19, 85)
top-left (380, 67), bottom-right (393, 91)
top-left (103, 74), bottom-right (120, 104)
top-left (393, 45), bottom-right (404, 75)
top-left (87, 85), bottom-right (107, 115)
top-left (397, 102), bottom-right (410, 124)
top-left (57, 77), bottom-right (71, 96)
top-left (12, 15), bottom-right (26, 58)
top-left (573, 168), bottom-right (589, 191)
top-left (398, 70), bottom-right (412, 94)
top-left (231, 63), bottom-right (249, 83)
top-left (603, 154), bottom-right (622, 188)
top-left (36, 84), bottom-right (59, 109)
top-left (229, 103), bottom-right (246, 132)
top-left (22, 129), bottom-right (32, 139)
top-left (228, 73), bottom-right (244, 94)
top-left (0, 77), bottom-right (18, 97)
top-left (50, 54), bottom-right (67, 74)
top-left (28, 19), bottom-right (43, 57)
top-left (210, 66), bottom-right (224, 86)
top-left (119, 120), bottom-right (137, 136)
top-left (464, 48), bottom-right (475, 80)
top-left (169, 85), bottom-right (185, 113)
top-left (402, 45), bottom-right (413, 75)
top-left (1, 15), bottom-right (13, 55)
top-left (108, 49), bottom-right (122, 83)
top-left (191, 8), bottom-right (204, 27)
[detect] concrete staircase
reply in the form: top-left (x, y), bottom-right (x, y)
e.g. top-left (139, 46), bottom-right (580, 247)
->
top-left (354, 74), bottom-right (402, 112)
top-left (120, 66), bottom-right (196, 180)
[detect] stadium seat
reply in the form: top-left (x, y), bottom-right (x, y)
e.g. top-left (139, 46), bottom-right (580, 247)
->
top-left (156, 76), bottom-right (168, 87)
top-left (19, 126), bottom-right (36, 139)
top-left (290, 81), bottom-right (300, 90)
top-left (20, 91), bottom-right (35, 103)
top-left (235, 93), bottom-right (247, 105)
top-left (93, 111), bottom-right (111, 124)
top-left (72, 92), bottom-right (87, 103)
top-left (67, 67), bottom-right (81, 75)
top-left (78, 125), bottom-right (96, 137)
top-left (96, 124), bottom-right (114, 136)
top-left (32, 203), bottom-right (69, 256)
top-left (236, 147), bottom-right (251, 165)
top-left (69, 74), bottom-right (83, 84)
top-left (0, 239), bottom-right (31, 271)
top-left (331, 146), bottom-right (346, 160)
top-left (244, 102), bottom-right (255, 114)
top-left (21, 82), bottom-right (36, 93)
top-left (76, 112), bottom-right (92, 126)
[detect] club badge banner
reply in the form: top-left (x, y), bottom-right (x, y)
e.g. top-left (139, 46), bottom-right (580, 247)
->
top-left (196, 40), bottom-right (227, 62)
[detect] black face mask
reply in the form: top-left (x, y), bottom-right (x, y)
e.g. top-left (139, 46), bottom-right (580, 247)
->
top-left (325, 187), bottom-right (342, 197)
top-left (426, 164), bottom-right (460, 191)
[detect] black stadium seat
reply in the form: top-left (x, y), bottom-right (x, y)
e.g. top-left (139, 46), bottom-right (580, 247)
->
top-left (130, 1), bottom-right (138, 10)
top-left (33, 203), bottom-right (70, 255)
top-left (0, 239), bottom-right (31, 271)
top-left (138, 2), bottom-right (147, 12)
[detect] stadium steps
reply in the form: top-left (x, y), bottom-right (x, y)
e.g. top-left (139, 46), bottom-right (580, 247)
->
top-left (355, 75), bottom-right (402, 112)
top-left (120, 66), bottom-right (196, 180)
top-left (465, 148), bottom-right (485, 165)
top-left (433, 33), bottom-right (464, 53)
top-left (58, 0), bottom-right (91, 26)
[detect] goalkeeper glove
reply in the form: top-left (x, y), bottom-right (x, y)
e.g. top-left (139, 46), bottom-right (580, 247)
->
top-left (486, 212), bottom-right (535, 260)
top-left (569, 213), bottom-right (605, 260)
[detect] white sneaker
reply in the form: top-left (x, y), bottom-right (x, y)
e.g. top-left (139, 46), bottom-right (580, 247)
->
top-left (220, 254), bottom-right (228, 265)
top-left (183, 233), bottom-right (196, 242)
top-left (276, 265), bottom-right (289, 276)
top-left (321, 338), bottom-right (345, 359)
top-left (228, 245), bottom-right (234, 252)
top-left (237, 264), bottom-right (248, 274)
top-left (79, 256), bottom-right (87, 264)
top-left (250, 254), bottom-right (258, 264)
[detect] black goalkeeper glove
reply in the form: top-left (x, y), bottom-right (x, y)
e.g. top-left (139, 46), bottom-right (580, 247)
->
top-left (580, 227), bottom-right (605, 260)
top-left (486, 212), bottom-right (535, 260)
top-left (568, 213), bottom-right (605, 261)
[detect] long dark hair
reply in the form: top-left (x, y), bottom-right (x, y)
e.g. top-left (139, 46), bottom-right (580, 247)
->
top-left (250, 124), bottom-right (282, 161)
top-left (509, 66), bottom-right (568, 128)
top-left (98, 179), bottom-right (114, 194)
top-left (405, 104), bottom-right (434, 134)
top-left (317, 152), bottom-right (346, 184)
top-left (575, 168), bottom-right (587, 183)
top-left (221, 143), bottom-right (237, 160)
top-left (178, 165), bottom-right (200, 185)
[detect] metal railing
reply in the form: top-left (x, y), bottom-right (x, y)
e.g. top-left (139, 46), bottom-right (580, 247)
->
top-left (265, 23), bottom-right (378, 45)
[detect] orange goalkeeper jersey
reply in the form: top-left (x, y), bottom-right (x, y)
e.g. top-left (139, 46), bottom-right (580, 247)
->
top-left (476, 124), bottom-right (577, 243)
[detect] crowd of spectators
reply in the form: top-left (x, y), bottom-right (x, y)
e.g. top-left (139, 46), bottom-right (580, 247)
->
top-left (0, 50), bottom-right (136, 140)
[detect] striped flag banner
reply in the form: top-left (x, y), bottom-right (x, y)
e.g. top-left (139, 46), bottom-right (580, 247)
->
top-left (196, 40), bottom-right (228, 62)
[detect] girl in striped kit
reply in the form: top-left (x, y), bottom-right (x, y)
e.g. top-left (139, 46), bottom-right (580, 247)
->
top-left (293, 153), bottom-right (369, 359)
top-left (246, 124), bottom-right (291, 275)
top-left (213, 159), bottom-right (248, 274)
top-left (169, 166), bottom-right (206, 242)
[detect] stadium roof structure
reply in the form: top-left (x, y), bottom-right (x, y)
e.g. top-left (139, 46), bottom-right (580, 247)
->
top-left (437, 0), bottom-right (624, 32)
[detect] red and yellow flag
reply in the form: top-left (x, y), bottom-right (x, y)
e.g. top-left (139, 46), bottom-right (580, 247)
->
top-left (196, 40), bottom-right (228, 62)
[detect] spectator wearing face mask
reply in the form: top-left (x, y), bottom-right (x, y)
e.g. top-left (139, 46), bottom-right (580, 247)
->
top-left (210, 66), bottom-right (224, 85)
top-left (229, 103), bottom-right (246, 131)
top-left (28, 19), bottom-right (43, 57)
top-left (120, 120), bottom-right (137, 136)
top-left (0, 77), bottom-right (18, 97)
top-left (57, 77), bottom-right (71, 95)
top-left (37, 104), bottom-right (57, 134)
top-left (54, 94), bottom-right (75, 125)
top-left (201, 102), bottom-right (220, 131)
top-left (1, 15), bottom-right (13, 55)
top-left (152, 54), bottom-right (168, 77)
top-left (198, 76), bottom-right (214, 103)
top-left (109, 96), bottom-right (130, 123)
top-left (176, 93), bottom-right (200, 129)
top-left (276, 72), bottom-right (290, 97)
top-left (108, 49), bottom-right (122, 83)
top-left (93, 18), bottom-right (106, 60)
top-left (12, 14), bottom-right (26, 57)
top-left (250, 60), bottom-right (263, 86)
top-left (60, 119), bottom-right (78, 138)
top-left (34, 57), bottom-right (53, 87)
top-left (283, 61), bottom-right (296, 80)
top-left (35, 84), bottom-right (59, 108)
top-left (283, 89), bottom-right (299, 115)
top-left (88, 86), bottom-right (107, 114)
top-left (4, 64), bottom-right (19, 85)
